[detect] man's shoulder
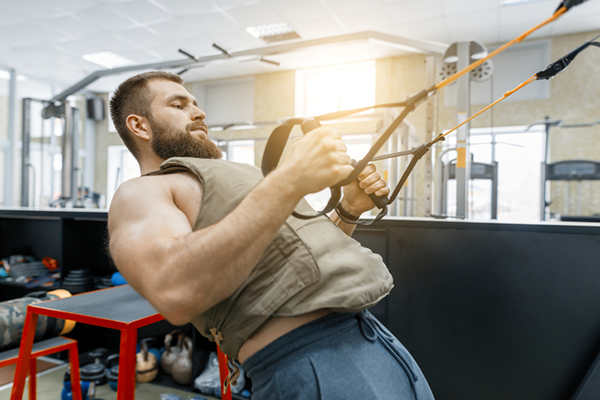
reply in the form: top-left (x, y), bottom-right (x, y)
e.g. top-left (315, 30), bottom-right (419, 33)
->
top-left (110, 176), bottom-right (168, 214)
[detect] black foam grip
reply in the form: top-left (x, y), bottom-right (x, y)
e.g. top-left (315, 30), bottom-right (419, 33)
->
top-left (369, 192), bottom-right (389, 209)
top-left (301, 118), bottom-right (321, 133)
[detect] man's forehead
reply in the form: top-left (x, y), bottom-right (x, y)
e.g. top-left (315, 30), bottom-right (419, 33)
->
top-left (149, 79), bottom-right (192, 101)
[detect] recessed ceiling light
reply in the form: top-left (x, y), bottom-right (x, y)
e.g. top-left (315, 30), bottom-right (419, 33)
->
top-left (82, 51), bottom-right (133, 69)
top-left (501, 0), bottom-right (544, 5)
top-left (246, 23), bottom-right (300, 43)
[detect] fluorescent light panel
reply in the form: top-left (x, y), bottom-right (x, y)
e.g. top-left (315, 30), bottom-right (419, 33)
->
top-left (501, 0), bottom-right (544, 5)
top-left (82, 51), bottom-right (133, 69)
top-left (246, 23), bottom-right (300, 43)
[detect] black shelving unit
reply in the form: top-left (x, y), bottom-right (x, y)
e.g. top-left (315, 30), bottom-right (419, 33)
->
top-left (0, 208), bottom-right (211, 394)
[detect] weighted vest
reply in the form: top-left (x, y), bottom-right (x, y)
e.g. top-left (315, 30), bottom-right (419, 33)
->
top-left (155, 157), bottom-right (393, 359)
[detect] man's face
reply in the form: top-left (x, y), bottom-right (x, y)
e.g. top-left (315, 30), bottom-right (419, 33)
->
top-left (146, 79), bottom-right (222, 160)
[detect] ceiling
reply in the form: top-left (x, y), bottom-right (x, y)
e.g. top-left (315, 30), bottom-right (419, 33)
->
top-left (0, 0), bottom-right (599, 94)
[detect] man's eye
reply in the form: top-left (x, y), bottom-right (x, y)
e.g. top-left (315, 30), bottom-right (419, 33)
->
top-left (173, 104), bottom-right (181, 109)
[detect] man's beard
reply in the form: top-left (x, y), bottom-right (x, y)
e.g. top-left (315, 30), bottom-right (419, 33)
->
top-left (149, 115), bottom-right (223, 160)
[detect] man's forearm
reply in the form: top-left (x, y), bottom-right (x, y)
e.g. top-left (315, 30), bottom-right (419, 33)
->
top-left (159, 170), bottom-right (304, 324)
top-left (328, 210), bottom-right (357, 236)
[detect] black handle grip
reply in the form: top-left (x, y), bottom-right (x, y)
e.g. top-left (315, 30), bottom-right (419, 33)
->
top-left (350, 160), bottom-right (389, 209)
top-left (301, 118), bottom-right (321, 134)
top-left (369, 192), bottom-right (389, 209)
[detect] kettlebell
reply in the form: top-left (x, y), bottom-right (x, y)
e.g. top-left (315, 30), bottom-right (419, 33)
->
top-left (160, 332), bottom-right (183, 375)
top-left (136, 340), bottom-right (158, 383)
top-left (171, 336), bottom-right (193, 385)
top-left (62, 369), bottom-right (90, 400)
top-left (105, 354), bottom-right (119, 392)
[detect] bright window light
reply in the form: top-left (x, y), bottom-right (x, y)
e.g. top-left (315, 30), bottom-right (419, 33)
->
top-left (82, 51), bottom-right (133, 69)
top-left (296, 62), bottom-right (376, 117)
top-left (227, 140), bottom-right (255, 166)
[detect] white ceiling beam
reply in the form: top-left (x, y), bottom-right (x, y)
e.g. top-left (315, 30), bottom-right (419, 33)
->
top-left (51, 30), bottom-right (448, 101)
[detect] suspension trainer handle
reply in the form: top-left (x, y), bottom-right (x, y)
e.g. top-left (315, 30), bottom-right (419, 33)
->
top-left (300, 119), bottom-right (390, 210)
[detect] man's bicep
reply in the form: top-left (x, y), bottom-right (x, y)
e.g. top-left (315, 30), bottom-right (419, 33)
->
top-left (108, 181), bottom-right (193, 285)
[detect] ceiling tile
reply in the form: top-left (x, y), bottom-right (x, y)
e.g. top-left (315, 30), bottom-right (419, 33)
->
top-left (41, 16), bottom-right (105, 39)
top-left (439, 0), bottom-right (498, 16)
top-left (499, 1), bottom-right (556, 26)
top-left (0, 8), bottom-right (27, 27)
top-left (48, 0), bottom-right (98, 13)
top-left (384, 0), bottom-right (444, 23)
top-left (152, 0), bottom-right (218, 17)
top-left (267, 0), bottom-right (329, 21)
top-left (204, 0), bottom-right (265, 11)
top-left (54, 40), bottom-right (107, 57)
top-left (393, 16), bottom-right (448, 42)
top-left (151, 17), bottom-right (211, 40)
top-left (148, 38), bottom-right (216, 60)
top-left (18, 23), bottom-right (74, 44)
top-left (0, 24), bottom-right (42, 48)
top-left (84, 32), bottom-right (141, 53)
top-left (291, 16), bottom-right (346, 40)
top-left (74, 6), bottom-right (137, 30)
top-left (58, 56), bottom-right (108, 75)
top-left (113, 0), bottom-right (172, 24)
top-left (115, 27), bottom-right (166, 48)
top-left (1, 0), bottom-right (64, 19)
top-left (321, 0), bottom-right (381, 15)
top-left (225, 2), bottom-right (283, 27)
top-left (336, 5), bottom-right (394, 33)
top-left (155, 13), bottom-right (239, 39)
top-left (4, 45), bottom-right (72, 67)
top-left (112, 48), bottom-right (163, 64)
top-left (445, 9), bottom-right (499, 33)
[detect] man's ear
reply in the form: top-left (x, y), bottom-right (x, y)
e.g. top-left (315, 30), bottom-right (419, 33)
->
top-left (126, 114), bottom-right (151, 141)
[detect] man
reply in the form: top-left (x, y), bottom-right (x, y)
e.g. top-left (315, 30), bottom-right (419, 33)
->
top-left (108, 71), bottom-right (434, 399)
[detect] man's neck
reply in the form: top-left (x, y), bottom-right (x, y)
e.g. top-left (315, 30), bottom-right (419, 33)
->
top-left (139, 156), bottom-right (166, 175)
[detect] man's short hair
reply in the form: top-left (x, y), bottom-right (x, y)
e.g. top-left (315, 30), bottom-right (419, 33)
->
top-left (109, 71), bottom-right (183, 160)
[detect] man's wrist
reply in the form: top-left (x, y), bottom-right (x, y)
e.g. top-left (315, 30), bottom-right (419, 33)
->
top-left (337, 201), bottom-right (360, 221)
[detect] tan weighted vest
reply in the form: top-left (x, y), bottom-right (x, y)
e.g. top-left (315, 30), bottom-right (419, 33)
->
top-left (154, 157), bottom-right (394, 359)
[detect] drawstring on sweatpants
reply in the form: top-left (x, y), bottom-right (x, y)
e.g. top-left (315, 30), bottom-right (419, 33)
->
top-left (356, 311), bottom-right (420, 397)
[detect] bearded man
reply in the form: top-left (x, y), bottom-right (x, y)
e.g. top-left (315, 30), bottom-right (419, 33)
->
top-left (108, 71), bottom-right (434, 400)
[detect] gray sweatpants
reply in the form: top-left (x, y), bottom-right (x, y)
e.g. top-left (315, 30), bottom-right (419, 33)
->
top-left (242, 310), bottom-right (435, 400)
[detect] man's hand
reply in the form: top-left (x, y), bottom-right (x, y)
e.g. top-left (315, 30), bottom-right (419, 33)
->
top-left (340, 163), bottom-right (390, 217)
top-left (277, 127), bottom-right (354, 198)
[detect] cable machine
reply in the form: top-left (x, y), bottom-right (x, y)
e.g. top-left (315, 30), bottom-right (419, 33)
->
top-left (438, 158), bottom-right (498, 219)
top-left (527, 116), bottom-right (600, 220)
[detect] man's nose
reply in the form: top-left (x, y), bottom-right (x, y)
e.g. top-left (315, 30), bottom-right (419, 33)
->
top-left (190, 105), bottom-right (206, 121)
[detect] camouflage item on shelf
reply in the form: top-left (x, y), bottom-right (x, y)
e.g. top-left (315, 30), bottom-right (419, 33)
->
top-left (0, 292), bottom-right (65, 351)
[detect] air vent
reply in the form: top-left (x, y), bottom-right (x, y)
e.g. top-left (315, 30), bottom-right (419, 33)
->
top-left (246, 23), bottom-right (301, 43)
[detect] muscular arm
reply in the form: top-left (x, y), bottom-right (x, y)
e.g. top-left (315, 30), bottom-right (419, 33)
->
top-left (109, 128), bottom-right (352, 326)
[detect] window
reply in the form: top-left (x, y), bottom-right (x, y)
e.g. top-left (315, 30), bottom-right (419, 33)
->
top-left (296, 62), bottom-right (376, 118)
top-left (107, 145), bottom-right (140, 207)
top-left (441, 126), bottom-right (544, 221)
top-left (227, 140), bottom-right (255, 166)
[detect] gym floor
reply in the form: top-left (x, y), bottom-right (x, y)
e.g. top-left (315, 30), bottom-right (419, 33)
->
top-left (0, 363), bottom-right (218, 400)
